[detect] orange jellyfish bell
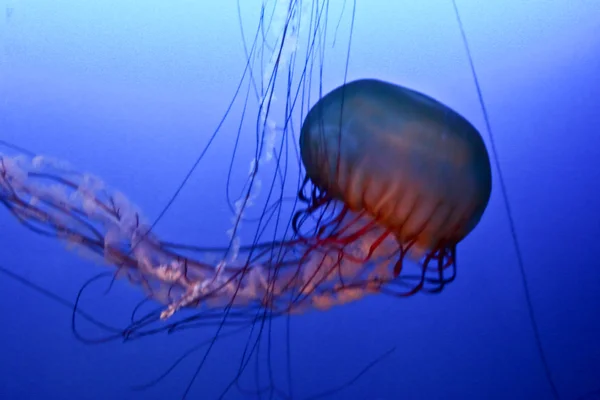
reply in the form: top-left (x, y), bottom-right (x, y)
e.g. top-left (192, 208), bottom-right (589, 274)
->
top-left (300, 78), bottom-right (492, 280)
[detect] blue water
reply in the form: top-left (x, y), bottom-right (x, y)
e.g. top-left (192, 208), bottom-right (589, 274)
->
top-left (1, 1), bottom-right (599, 399)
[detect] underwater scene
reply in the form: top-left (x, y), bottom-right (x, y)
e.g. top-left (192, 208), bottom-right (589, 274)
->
top-left (0, 1), bottom-right (599, 399)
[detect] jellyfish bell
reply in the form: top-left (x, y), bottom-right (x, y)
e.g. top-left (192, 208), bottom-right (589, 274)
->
top-left (298, 78), bottom-right (492, 291)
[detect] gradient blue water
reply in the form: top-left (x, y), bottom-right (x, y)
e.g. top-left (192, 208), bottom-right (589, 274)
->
top-left (0, 1), bottom-right (599, 399)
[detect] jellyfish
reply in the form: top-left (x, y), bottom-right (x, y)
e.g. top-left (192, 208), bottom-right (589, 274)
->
top-left (0, 77), bottom-right (491, 319)
top-left (0, 76), bottom-right (494, 395)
